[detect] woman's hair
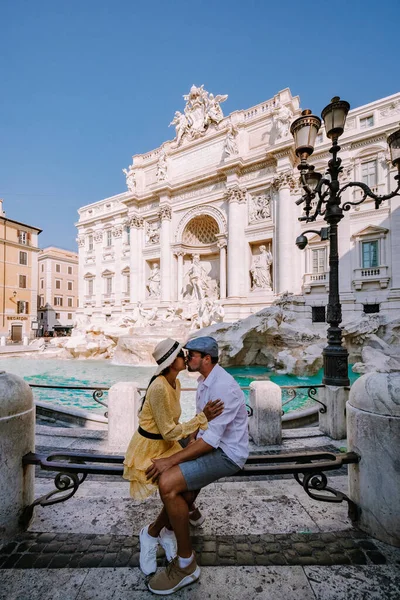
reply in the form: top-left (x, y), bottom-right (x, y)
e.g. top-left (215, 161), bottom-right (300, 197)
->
top-left (139, 367), bottom-right (170, 413)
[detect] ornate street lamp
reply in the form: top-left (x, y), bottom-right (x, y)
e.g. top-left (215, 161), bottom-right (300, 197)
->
top-left (291, 99), bottom-right (400, 387)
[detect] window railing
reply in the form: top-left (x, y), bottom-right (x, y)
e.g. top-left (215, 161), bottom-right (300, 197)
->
top-left (353, 266), bottom-right (389, 290)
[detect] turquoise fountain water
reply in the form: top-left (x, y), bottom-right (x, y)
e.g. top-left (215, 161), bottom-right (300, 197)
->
top-left (0, 358), bottom-right (359, 419)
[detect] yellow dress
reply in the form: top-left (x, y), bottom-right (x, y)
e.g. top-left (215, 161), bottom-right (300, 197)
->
top-left (123, 375), bottom-right (208, 500)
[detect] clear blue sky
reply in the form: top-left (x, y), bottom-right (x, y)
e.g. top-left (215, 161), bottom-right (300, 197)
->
top-left (1, 0), bottom-right (399, 251)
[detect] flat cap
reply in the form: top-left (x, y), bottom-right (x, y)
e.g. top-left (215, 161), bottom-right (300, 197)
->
top-left (184, 336), bottom-right (219, 358)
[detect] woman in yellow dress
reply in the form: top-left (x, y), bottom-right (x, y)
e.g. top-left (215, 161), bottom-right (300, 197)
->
top-left (123, 338), bottom-right (223, 574)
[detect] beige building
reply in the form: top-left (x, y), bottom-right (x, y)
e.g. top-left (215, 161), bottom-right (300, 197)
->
top-left (38, 247), bottom-right (79, 335)
top-left (0, 199), bottom-right (42, 342)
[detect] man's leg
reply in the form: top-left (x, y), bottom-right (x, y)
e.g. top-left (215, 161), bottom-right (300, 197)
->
top-left (158, 466), bottom-right (195, 558)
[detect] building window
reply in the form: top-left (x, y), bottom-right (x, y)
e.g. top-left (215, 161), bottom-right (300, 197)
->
top-left (364, 303), bottom-right (380, 314)
top-left (106, 230), bottom-right (113, 247)
top-left (55, 313), bottom-right (60, 320)
top-left (19, 231), bottom-right (28, 245)
top-left (40, 296), bottom-right (44, 307)
top-left (105, 276), bottom-right (113, 295)
top-left (312, 306), bottom-right (326, 323)
top-left (55, 280), bottom-right (61, 290)
top-left (68, 281), bottom-right (73, 291)
top-left (55, 264), bottom-right (61, 273)
top-left (361, 160), bottom-right (377, 187)
top-left (126, 226), bottom-right (131, 245)
top-left (87, 279), bottom-right (94, 296)
top-left (68, 266), bottom-right (73, 275)
top-left (17, 301), bottom-right (29, 314)
top-left (362, 241), bottom-right (379, 268)
top-left (40, 279), bottom-right (44, 289)
top-left (77, 298), bottom-right (79, 308)
top-left (312, 248), bottom-right (326, 274)
top-left (68, 297), bottom-right (73, 307)
top-left (54, 296), bottom-right (63, 306)
top-left (40, 312), bottom-right (44, 319)
top-left (19, 251), bottom-right (27, 265)
top-left (19, 275), bottom-right (27, 288)
top-left (41, 264), bottom-right (44, 272)
top-left (88, 235), bottom-right (94, 251)
top-left (67, 313), bottom-right (72, 320)
top-left (360, 115), bottom-right (374, 129)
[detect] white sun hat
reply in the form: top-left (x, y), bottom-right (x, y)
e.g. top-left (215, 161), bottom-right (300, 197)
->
top-left (152, 338), bottom-right (183, 375)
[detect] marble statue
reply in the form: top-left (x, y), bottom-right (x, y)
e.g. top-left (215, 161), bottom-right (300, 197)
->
top-left (145, 220), bottom-right (160, 245)
top-left (190, 298), bottom-right (225, 330)
top-left (156, 150), bottom-right (168, 182)
top-left (250, 245), bottom-right (273, 291)
top-left (170, 85), bottom-right (228, 145)
top-left (164, 305), bottom-right (184, 322)
top-left (272, 100), bottom-right (293, 140)
top-left (122, 166), bottom-right (136, 192)
top-left (224, 123), bottom-right (238, 156)
top-left (186, 254), bottom-right (219, 301)
top-left (249, 194), bottom-right (271, 223)
top-left (147, 264), bottom-right (161, 298)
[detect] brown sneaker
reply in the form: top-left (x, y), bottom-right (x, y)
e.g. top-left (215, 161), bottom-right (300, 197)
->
top-left (147, 555), bottom-right (200, 595)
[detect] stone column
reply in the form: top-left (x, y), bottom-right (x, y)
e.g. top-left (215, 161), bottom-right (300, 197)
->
top-left (108, 381), bottom-right (141, 452)
top-left (93, 229), bottom-right (104, 307)
top-left (175, 250), bottom-right (184, 301)
top-left (112, 223), bottom-right (124, 307)
top-left (217, 239), bottom-right (227, 299)
top-left (77, 235), bottom-right (86, 310)
top-left (273, 172), bottom-right (296, 294)
top-left (0, 372), bottom-right (35, 538)
top-left (129, 216), bottom-right (143, 304)
top-left (226, 186), bottom-right (247, 298)
top-left (159, 205), bottom-right (172, 302)
top-left (318, 386), bottom-right (348, 440)
top-left (347, 372), bottom-right (400, 546)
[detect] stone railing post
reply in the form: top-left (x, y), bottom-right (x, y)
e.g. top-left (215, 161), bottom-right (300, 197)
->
top-left (249, 381), bottom-right (282, 446)
top-left (318, 386), bottom-right (348, 440)
top-left (0, 372), bottom-right (35, 540)
top-left (108, 382), bottom-right (141, 451)
top-left (347, 372), bottom-right (400, 547)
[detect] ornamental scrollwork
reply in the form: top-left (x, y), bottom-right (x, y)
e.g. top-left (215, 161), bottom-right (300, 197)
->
top-left (224, 185), bottom-right (247, 204)
top-left (158, 205), bottom-right (172, 221)
top-left (93, 230), bottom-right (103, 244)
top-left (112, 225), bottom-right (124, 238)
top-left (272, 172), bottom-right (297, 191)
top-left (129, 215), bottom-right (144, 229)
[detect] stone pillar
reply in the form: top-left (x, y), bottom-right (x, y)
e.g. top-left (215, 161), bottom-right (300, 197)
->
top-left (0, 372), bottom-right (35, 539)
top-left (0, 336), bottom-right (6, 346)
top-left (112, 223), bottom-right (124, 307)
top-left (93, 228), bottom-right (104, 308)
top-left (129, 216), bottom-right (143, 304)
top-left (175, 251), bottom-right (184, 301)
top-left (218, 240), bottom-right (227, 299)
top-left (77, 235), bottom-right (86, 310)
top-left (226, 186), bottom-right (246, 298)
top-left (318, 386), bottom-right (348, 440)
top-left (273, 173), bottom-right (295, 294)
top-left (347, 372), bottom-right (400, 546)
top-left (249, 381), bottom-right (282, 446)
top-left (159, 205), bottom-right (172, 302)
top-left (108, 381), bottom-right (141, 451)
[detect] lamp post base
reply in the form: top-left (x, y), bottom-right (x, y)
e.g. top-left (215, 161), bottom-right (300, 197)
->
top-left (322, 346), bottom-right (350, 387)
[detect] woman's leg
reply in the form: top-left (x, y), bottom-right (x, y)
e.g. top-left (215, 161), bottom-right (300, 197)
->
top-left (147, 489), bottom-right (199, 538)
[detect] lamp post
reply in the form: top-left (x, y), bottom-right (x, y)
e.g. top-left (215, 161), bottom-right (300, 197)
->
top-left (290, 98), bottom-right (400, 387)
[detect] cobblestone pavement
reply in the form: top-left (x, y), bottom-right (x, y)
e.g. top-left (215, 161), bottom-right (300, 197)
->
top-left (1, 530), bottom-right (398, 570)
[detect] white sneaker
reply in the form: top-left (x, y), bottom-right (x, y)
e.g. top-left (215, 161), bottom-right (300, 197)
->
top-left (139, 525), bottom-right (159, 575)
top-left (158, 527), bottom-right (177, 562)
top-left (189, 510), bottom-right (205, 527)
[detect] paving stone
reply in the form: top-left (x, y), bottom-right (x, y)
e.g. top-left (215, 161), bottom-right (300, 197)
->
top-left (339, 538), bottom-right (357, 549)
top-left (218, 556), bottom-right (236, 565)
top-left (14, 554), bottom-right (39, 569)
top-left (78, 552), bottom-right (104, 567)
top-left (329, 553), bottom-right (351, 565)
top-left (199, 552), bottom-right (217, 566)
top-left (292, 543), bottom-right (312, 556)
top-left (356, 540), bottom-right (378, 550)
top-left (1, 554), bottom-right (22, 569)
top-left (68, 553), bottom-right (85, 568)
top-left (16, 541), bottom-right (35, 552)
top-left (75, 539), bottom-right (92, 552)
top-left (30, 554), bottom-right (53, 568)
top-left (218, 544), bottom-right (235, 558)
top-left (311, 551), bottom-right (332, 565)
top-left (295, 556), bottom-right (320, 566)
top-left (325, 543), bottom-right (343, 553)
top-left (114, 549), bottom-right (132, 567)
top-left (42, 542), bottom-right (64, 553)
top-left (366, 551), bottom-right (387, 565)
top-left (347, 549), bottom-right (368, 565)
top-left (0, 542), bottom-right (18, 554)
top-left (128, 552), bottom-right (140, 567)
top-left (203, 541), bottom-right (216, 552)
top-left (48, 554), bottom-right (72, 568)
top-left (236, 551), bottom-right (254, 565)
top-left (92, 536), bottom-right (112, 545)
top-left (320, 533), bottom-right (337, 542)
top-left (251, 543), bottom-right (264, 554)
top-left (263, 542), bottom-right (282, 553)
top-left (37, 533), bottom-right (56, 543)
top-left (99, 552), bottom-right (117, 567)
top-left (27, 543), bottom-right (47, 553)
top-left (309, 540), bottom-right (326, 549)
top-left (260, 534), bottom-right (275, 543)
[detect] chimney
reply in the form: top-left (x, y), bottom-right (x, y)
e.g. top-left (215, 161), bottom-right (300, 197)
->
top-left (0, 199), bottom-right (4, 217)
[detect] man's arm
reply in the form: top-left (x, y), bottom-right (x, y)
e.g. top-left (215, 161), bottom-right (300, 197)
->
top-left (145, 439), bottom-right (213, 483)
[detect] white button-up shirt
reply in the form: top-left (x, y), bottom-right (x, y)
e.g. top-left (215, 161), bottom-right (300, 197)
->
top-left (195, 364), bottom-right (249, 468)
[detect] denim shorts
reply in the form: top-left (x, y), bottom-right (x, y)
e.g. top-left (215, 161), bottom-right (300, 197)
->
top-left (178, 448), bottom-right (241, 491)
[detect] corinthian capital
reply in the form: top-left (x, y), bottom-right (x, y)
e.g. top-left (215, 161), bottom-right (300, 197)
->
top-left (224, 185), bottom-right (247, 204)
top-left (112, 225), bottom-right (124, 238)
top-left (94, 230), bottom-right (104, 243)
top-left (129, 215), bottom-right (144, 229)
top-left (272, 171), bottom-right (297, 191)
top-left (158, 205), bottom-right (172, 220)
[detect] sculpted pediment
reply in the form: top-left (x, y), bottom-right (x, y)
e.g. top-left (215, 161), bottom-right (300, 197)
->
top-left (352, 225), bottom-right (389, 239)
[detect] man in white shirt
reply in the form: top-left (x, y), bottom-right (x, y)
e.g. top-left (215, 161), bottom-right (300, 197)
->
top-left (145, 336), bottom-right (249, 595)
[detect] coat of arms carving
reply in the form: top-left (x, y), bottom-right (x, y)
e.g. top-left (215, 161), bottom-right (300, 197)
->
top-left (169, 85), bottom-right (228, 146)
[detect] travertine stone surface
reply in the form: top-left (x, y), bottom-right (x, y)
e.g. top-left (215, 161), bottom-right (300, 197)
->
top-left (249, 381), bottom-right (282, 445)
top-left (107, 381), bottom-right (140, 451)
top-left (0, 371), bottom-right (35, 540)
top-left (348, 372), bottom-right (400, 546)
